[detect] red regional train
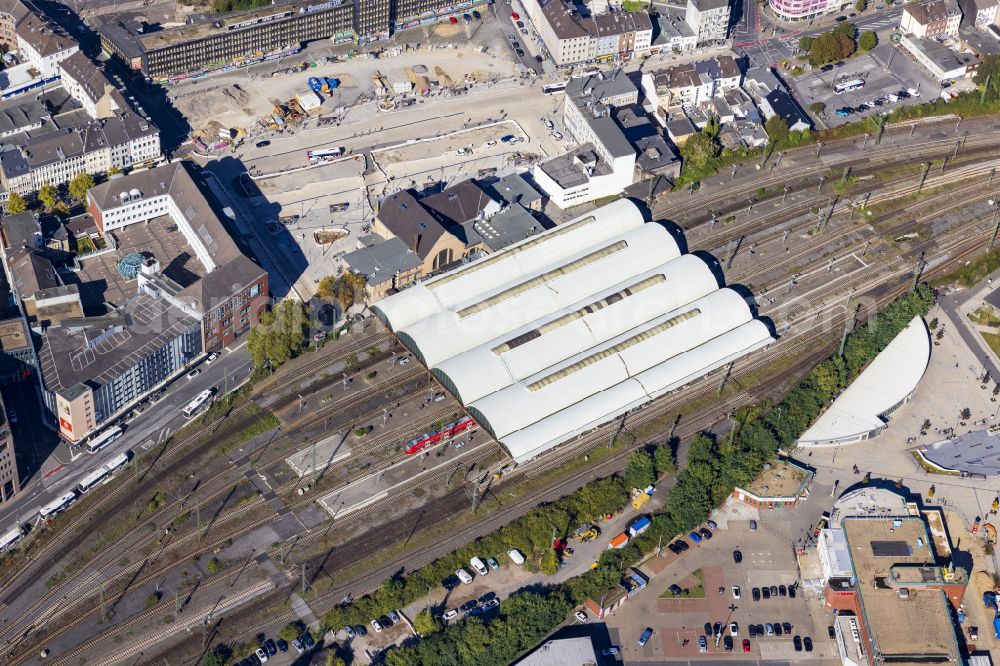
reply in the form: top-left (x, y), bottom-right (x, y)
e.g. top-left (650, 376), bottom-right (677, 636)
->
top-left (405, 416), bottom-right (478, 455)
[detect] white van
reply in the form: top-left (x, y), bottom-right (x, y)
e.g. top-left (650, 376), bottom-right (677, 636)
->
top-left (470, 556), bottom-right (489, 576)
top-left (456, 567), bottom-right (473, 584)
top-left (507, 549), bottom-right (525, 565)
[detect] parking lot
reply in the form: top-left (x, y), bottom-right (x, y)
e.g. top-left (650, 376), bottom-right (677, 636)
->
top-left (602, 502), bottom-right (840, 663)
top-left (788, 43), bottom-right (941, 128)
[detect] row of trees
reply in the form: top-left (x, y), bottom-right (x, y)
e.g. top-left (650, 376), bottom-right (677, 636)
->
top-left (4, 173), bottom-right (96, 215)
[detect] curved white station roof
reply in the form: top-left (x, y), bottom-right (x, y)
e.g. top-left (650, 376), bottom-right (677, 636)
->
top-left (798, 316), bottom-right (930, 447)
top-left (374, 199), bottom-right (775, 464)
top-left (374, 199), bottom-right (645, 331)
top-left (434, 255), bottom-right (720, 403)
top-left (400, 224), bottom-right (682, 367)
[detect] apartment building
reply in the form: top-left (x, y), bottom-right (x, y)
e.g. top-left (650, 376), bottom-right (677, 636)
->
top-left (957, 0), bottom-right (1000, 27)
top-left (685, 0), bottom-right (731, 45)
top-left (0, 392), bottom-right (19, 504)
top-left (640, 55), bottom-right (742, 121)
top-left (900, 0), bottom-right (963, 37)
top-left (525, 0), bottom-right (652, 66)
top-left (0, 0), bottom-right (34, 52)
top-left (768, 0), bottom-right (838, 21)
top-left (15, 10), bottom-right (77, 78)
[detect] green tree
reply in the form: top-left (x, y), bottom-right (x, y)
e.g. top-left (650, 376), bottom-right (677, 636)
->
top-left (324, 654), bottom-right (346, 666)
top-left (858, 30), bottom-right (877, 51)
top-left (652, 443), bottom-right (677, 476)
top-left (703, 114), bottom-right (720, 138)
top-left (107, 166), bottom-right (123, 177)
top-left (680, 131), bottom-right (720, 172)
top-left (414, 608), bottom-right (443, 636)
top-left (4, 191), bottom-right (27, 214)
top-left (38, 183), bottom-right (59, 209)
top-left (764, 116), bottom-right (790, 145)
top-left (624, 450), bottom-right (656, 490)
top-left (68, 172), bottom-right (95, 199)
top-left (278, 621), bottom-right (305, 642)
top-left (798, 35), bottom-right (813, 51)
top-left (808, 32), bottom-right (841, 65)
top-left (540, 548), bottom-right (559, 575)
top-left (809, 101), bottom-right (827, 116)
top-left (832, 21), bottom-right (857, 40)
top-left (975, 54), bottom-right (1000, 102)
top-left (247, 299), bottom-right (308, 369)
top-left (855, 0), bottom-right (867, 10)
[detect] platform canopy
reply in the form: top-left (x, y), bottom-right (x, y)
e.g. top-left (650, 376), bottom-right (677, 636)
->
top-left (798, 316), bottom-right (931, 447)
top-left (374, 199), bottom-right (775, 464)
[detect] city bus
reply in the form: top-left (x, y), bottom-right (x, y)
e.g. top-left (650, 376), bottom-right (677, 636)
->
top-left (39, 492), bottom-right (77, 520)
top-left (76, 467), bottom-right (109, 494)
top-left (833, 78), bottom-right (865, 94)
top-left (86, 426), bottom-right (123, 454)
top-left (104, 451), bottom-right (131, 476)
top-left (307, 148), bottom-right (344, 162)
top-left (0, 526), bottom-right (22, 552)
top-left (542, 82), bottom-right (567, 95)
top-left (182, 390), bottom-right (213, 419)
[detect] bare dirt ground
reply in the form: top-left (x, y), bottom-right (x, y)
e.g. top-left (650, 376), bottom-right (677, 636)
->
top-left (372, 121), bottom-right (524, 166)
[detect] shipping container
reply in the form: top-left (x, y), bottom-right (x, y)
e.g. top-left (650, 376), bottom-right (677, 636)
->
top-left (608, 533), bottom-right (629, 549)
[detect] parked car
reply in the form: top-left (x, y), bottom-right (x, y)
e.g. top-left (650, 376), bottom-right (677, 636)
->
top-left (668, 542), bottom-right (683, 554)
top-left (733, 549), bottom-right (742, 563)
top-left (732, 586), bottom-right (741, 599)
top-left (804, 637), bottom-right (813, 652)
top-left (371, 619), bottom-right (383, 632)
top-left (472, 9), bottom-right (481, 18)
top-left (706, 519), bottom-right (717, 529)
top-left (713, 622), bottom-right (721, 637)
top-left (276, 640), bottom-right (287, 653)
top-left (344, 626), bottom-right (355, 639)
top-left (828, 625), bottom-right (837, 639)
top-left (698, 635), bottom-right (708, 653)
top-left (769, 585), bottom-right (778, 596)
top-left (788, 585), bottom-right (796, 599)
top-left (602, 647), bottom-right (621, 656)
top-left (774, 623), bottom-right (783, 637)
top-left (752, 587), bottom-right (760, 601)
top-left (461, 600), bottom-right (478, 611)
top-left (444, 609), bottom-right (458, 620)
top-left (355, 625), bottom-right (366, 637)
top-left (704, 622), bottom-right (712, 636)
top-left (724, 636), bottom-right (733, 652)
top-left (255, 648), bottom-right (268, 663)
top-left (575, 611), bottom-right (588, 622)
top-left (749, 624), bottom-right (757, 638)
top-left (762, 587), bottom-right (770, 599)
top-left (688, 531), bottom-right (702, 543)
top-left (749, 519), bottom-right (757, 531)
top-left (483, 598), bottom-right (500, 610)
top-left (730, 622), bottom-right (738, 636)
top-left (206, 352), bottom-right (219, 363)
top-left (487, 557), bottom-right (499, 570)
top-left (793, 636), bottom-right (803, 652)
top-left (542, 118), bottom-right (554, 129)
top-left (743, 638), bottom-right (751, 653)
top-left (638, 627), bottom-right (654, 646)
top-left (187, 369), bottom-right (201, 380)
top-left (699, 528), bottom-right (712, 540)
top-left (669, 584), bottom-right (682, 597)
top-left (516, 20), bottom-right (524, 27)
top-left (765, 624), bottom-right (774, 636)
top-left (388, 610), bottom-right (401, 623)
top-left (778, 585), bottom-right (787, 597)
top-left (783, 622), bottom-right (792, 634)
top-left (291, 639), bottom-right (304, 654)
top-left (256, 140), bottom-right (270, 148)
top-left (836, 107), bottom-right (852, 117)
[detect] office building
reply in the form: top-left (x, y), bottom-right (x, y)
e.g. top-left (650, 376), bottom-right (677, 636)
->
top-left (0, 391), bottom-right (18, 503)
top-left (818, 487), bottom-right (966, 666)
top-left (99, 0), bottom-right (489, 81)
top-left (27, 162), bottom-right (268, 442)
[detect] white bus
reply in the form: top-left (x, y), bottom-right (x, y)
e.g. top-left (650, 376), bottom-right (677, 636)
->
top-left (104, 451), bottom-right (131, 475)
top-left (76, 467), bottom-right (109, 494)
top-left (0, 526), bottom-right (22, 552)
top-left (86, 426), bottom-right (123, 454)
top-left (542, 81), bottom-right (567, 94)
top-left (182, 390), bottom-right (213, 419)
top-left (833, 78), bottom-right (865, 94)
top-left (307, 148), bottom-right (344, 162)
top-left (39, 492), bottom-right (77, 520)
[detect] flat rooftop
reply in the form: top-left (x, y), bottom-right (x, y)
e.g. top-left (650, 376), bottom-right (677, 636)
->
top-left (537, 143), bottom-right (614, 189)
top-left (921, 427), bottom-right (1000, 475)
top-left (0, 316), bottom-right (28, 351)
top-left (744, 460), bottom-right (810, 497)
top-left (67, 214), bottom-right (207, 314)
top-left (842, 518), bottom-right (961, 664)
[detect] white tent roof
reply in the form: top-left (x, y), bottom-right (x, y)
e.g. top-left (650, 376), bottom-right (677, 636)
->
top-left (433, 254), bottom-right (720, 403)
top-left (398, 223), bottom-right (681, 366)
top-left (373, 199), bottom-right (645, 331)
top-left (798, 316), bottom-right (930, 446)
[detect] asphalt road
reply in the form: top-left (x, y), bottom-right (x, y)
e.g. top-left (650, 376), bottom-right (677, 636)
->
top-left (0, 347), bottom-right (253, 533)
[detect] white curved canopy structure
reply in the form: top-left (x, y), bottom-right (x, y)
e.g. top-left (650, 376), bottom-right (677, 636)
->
top-left (374, 199), bottom-right (775, 464)
top-left (798, 316), bottom-right (930, 447)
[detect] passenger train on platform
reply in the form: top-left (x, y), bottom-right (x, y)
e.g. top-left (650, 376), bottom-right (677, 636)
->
top-left (405, 416), bottom-right (478, 455)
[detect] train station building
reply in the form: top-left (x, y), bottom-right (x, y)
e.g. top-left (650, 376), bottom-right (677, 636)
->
top-left (374, 199), bottom-right (774, 464)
